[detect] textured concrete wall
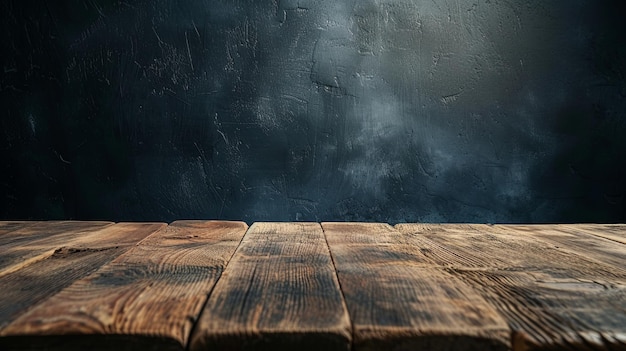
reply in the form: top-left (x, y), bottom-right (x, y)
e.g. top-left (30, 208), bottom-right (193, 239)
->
top-left (2, 0), bottom-right (625, 223)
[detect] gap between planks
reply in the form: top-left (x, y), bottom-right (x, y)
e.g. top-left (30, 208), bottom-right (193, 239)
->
top-left (189, 222), bottom-right (352, 351)
top-left (1, 221), bottom-right (248, 351)
top-left (396, 223), bottom-right (626, 351)
top-left (0, 222), bottom-right (166, 333)
top-left (323, 222), bottom-right (510, 351)
top-left (1, 222), bottom-right (625, 351)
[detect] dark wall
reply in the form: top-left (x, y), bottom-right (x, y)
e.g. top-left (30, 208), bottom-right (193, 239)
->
top-left (2, 0), bottom-right (625, 223)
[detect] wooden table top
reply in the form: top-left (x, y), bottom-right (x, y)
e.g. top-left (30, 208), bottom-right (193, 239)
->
top-left (0, 221), bottom-right (624, 351)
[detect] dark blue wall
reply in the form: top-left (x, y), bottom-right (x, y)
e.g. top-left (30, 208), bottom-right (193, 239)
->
top-left (2, 0), bottom-right (625, 223)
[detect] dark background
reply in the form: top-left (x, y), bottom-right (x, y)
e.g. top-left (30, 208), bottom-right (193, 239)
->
top-left (1, 0), bottom-right (625, 224)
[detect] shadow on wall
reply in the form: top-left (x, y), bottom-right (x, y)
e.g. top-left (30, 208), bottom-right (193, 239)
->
top-left (530, 0), bottom-right (626, 223)
top-left (1, 0), bottom-right (624, 223)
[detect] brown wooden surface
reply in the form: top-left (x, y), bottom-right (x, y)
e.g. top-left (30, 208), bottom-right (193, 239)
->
top-left (562, 224), bottom-right (626, 245)
top-left (500, 224), bottom-right (626, 271)
top-left (1, 221), bottom-right (247, 351)
top-left (189, 222), bottom-right (351, 351)
top-left (323, 222), bottom-right (510, 351)
top-left (0, 222), bottom-right (34, 235)
top-left (1, 221), bottom-right (625, 351)
top-left (0, 223), bottom-right (165, 332)
top-left (396, 223), bottom-right (626, 351)
top-left (0, 221), bottom-right (114, 277)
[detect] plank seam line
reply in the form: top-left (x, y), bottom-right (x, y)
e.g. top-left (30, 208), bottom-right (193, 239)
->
top-left (0, 248), bottom-right (58, 279)
top-left (184, 223), bottom-right (249, 351)
top-left (0, 222), bottom-right (38, 236)
top-left (0, 223), bottom-right (119, 278)
top-left (585, 232), bottom-right (626, 246)
top-left (127, 222), bottom-right (168, 248)
top-left (320, 224), bottom-right (354, 351)
top-left (502, 226), bottom-right (626, 272)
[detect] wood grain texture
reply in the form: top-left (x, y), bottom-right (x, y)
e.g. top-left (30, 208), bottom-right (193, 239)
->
top-left (0, 221), bottom-right (114, 277)
top-left (189, 222), bottom-right (351, 351)
top-left (396, 224), bottom-right (626, 351)
top-left (395, 223), bottom-right (624, 273)
top-left (0, 222), bottom-right (34, 235)
top-left (499, 224), bottom-right (626, 271)
top-left (450, 269), bottom-right (626, 351)
top-left (0, 223), bottom-right (164, 332)
top-left (0, 221), bottom-right (247, 351)
top-left (561, 224), bottom-right (626, 245)
top-left (323, 222), bottom-right (510, 351)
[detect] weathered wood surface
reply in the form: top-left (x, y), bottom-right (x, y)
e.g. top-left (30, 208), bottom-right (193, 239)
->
top-left (1, 221), bottom-right (625, 351)
top-left (0, 222), bottom-right (34, 235)
top-left (0, 221), bottom-right (114, 277)
top-left (0, 223), bottom-right (165, 332)
top-left (396, 224), bottom-right (626, 351)
top-left (1, 221), bottom-right (247, 351)
top-left (189, 222), bottom-right (351, 351)
top-left (562, 224), bottom-right (626, 245)
top-left (500, 224), bottom-right (626, 271)
top-left (323, 222), bottom-right (510, 351)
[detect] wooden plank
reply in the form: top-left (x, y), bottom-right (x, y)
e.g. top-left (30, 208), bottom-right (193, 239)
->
top-left (396, 223), bottom-right (626, 351)
top-left (395, 223), bottom-right (626, 273)
top-left (562, 224), bottom-right (626, 245)
top-left (323, 222), bottom-right (510, 351)
top-left (0, 221), bottom-right (114, 277)
top-left (0, 221), bottom-right (247, 351)
top-left (0, 222), bottom-right (34, 235)
top-left (499, 224), bottom-right (626, 271)
top-left (0, 223), bottom-right (165, 332)
top-left (189, 222), bottom-right (351, 351)
top-left (0, 221), bottom-right (113, 245)
top-left (448, 269), bottom-right (626, 351)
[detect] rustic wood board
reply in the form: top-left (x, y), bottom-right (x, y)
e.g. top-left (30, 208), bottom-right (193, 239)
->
top-left (562, 224), bottom-right (626, 245)
top-left (0, 223), bottom-right (165, 332)
top-left (189, 222), bottom-right (351, 351)
top-left (323, 222), bottom-right (510, 351)
top-left (499, 224), bottom-right (626, 271)
top-left (0, 222), bottom-right (34, 235)
top-left (0, 221), bottom-right (247, 351)
top-left (396, 224), bottom-right (626, 351)
top-left (0, 221), bottom-right (114, 277)
top-left (0, 221), bottom-right (113, 246)
top-left (450, 269), bottom-right (626, 351)
top-left (395, 223), bottom-right (624, 273)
